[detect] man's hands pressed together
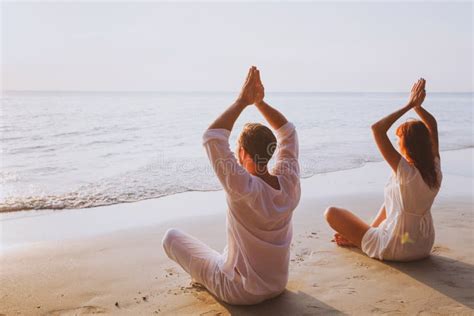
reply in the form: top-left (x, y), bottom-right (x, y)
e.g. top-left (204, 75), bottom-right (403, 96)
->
top-left (237, 66), bottom-right (260, 106)
top-left (208, 66), bottom-right (287, 132)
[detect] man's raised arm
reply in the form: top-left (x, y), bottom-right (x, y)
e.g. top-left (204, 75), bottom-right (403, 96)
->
top-left (208, 66), bottom-right (258, 131)
top-left (202, 67), bottom-right (259, 197)
top-left (253, 69), bottom-right (299, 173)
top-left (253, 69), bottom-right (288, 130)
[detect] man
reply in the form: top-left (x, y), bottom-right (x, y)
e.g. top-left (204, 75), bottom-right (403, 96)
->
top-left (162, 66), bottom-right (300, 305)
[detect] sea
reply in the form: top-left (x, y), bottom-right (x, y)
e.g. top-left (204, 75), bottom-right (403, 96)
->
top-left (1, 91), bottom-right (472, 212)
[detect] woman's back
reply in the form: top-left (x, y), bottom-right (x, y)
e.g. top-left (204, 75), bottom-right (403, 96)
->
top-left (389, 157), bottom-right (442, 216)
top-left (381, 156), bottom-right (442, 261)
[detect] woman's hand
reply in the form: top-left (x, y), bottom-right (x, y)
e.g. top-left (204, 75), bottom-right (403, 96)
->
top-left (408, 78), bottom-right (426, 108)
top-left (236, 66), bottom-right (258, 106)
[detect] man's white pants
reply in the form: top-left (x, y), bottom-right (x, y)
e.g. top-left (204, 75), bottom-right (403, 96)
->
top-left (162, 228), bottom-right (277, 305)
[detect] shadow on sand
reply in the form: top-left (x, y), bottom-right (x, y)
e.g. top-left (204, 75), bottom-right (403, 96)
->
top-left (386, 254), bottom-right (474, 309)
top-left (219, 290), bottom-right (343, 316)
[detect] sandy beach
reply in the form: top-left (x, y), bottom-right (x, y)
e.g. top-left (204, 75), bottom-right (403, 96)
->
top-left (1, 148), bottom-right (472, 315)
top-left (3, 2), bottom-right (472, 315)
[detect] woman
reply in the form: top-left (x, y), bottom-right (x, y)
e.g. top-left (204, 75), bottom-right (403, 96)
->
top-left (324, 78), bottom-right (442, 261)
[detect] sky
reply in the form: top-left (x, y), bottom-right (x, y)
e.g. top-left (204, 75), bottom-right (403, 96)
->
top-left (1, 2), bottom-right (472, 92)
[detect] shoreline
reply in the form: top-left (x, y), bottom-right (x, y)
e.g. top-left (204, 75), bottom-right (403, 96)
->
top-left (1, 145), bottom-right (472, 215)
top-left (1, 147), bottom-right (472, 252)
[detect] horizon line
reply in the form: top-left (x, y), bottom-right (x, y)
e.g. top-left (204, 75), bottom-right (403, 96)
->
top-left (2, 90), bottom-right (473, 94)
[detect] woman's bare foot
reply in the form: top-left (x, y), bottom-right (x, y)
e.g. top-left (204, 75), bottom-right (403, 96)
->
top-left (332, 233), bottom-right (356, 247)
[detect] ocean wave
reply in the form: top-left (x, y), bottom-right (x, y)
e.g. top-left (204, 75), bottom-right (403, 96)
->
top-left (0, 190), bottom-right (175, 212)
top-left (2, 146), bottom-right (472, 213)
top-left (0, 186), bottom-right (224, 213)
top-left (1, 136), bottom-right (24, 142)
top-left (8, 144), bottom-right (62, 154)
top-left (0, 171), bottom-right (21, 184)
top-left (52, 131), bottom-right (82, 138)
top-left (0, 158), bottom-right (222, 212)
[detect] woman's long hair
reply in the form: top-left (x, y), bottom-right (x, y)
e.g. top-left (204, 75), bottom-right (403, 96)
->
top-left (396, 120), bottom-right (440, 189)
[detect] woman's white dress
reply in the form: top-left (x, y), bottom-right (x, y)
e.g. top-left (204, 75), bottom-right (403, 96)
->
top-left (361, 157), bottom-right (442, 261)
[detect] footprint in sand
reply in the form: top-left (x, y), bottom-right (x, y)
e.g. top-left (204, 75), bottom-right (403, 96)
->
top-left (295, 247), bottom-right (313, 261)
top-left (307, 232), bottom-right (319, 239)
top-left (313, 250), bottom-right (335, 255)
top-left (181, 283), bottom-right (205, 294)
top-left (312, 258), bottom-right (330, 266)
top-left (47, 305), bottom-right (107, 315)
top-left (193, 292), bottom-right (215, 304)
top-left (200, 310), bottom-right (223, 316)
top-left (292, 248), bottom-right (334, 265)
top-left (176, 282), bottom-right (214, 304)
top-left (333, 285), bottom-right (356, 295)
top-left (167, 289), bottom-right (180, 296)
top-left (432, 245), bottom-right (451, 254)
top-left (355, 262), bottom-right (370, 269)
top-left (370, 306), bottom-right (401, 314)
top-left (165, 267), bottom-right (178, 277)
top-left (346, 275), bottom-right (368, 281)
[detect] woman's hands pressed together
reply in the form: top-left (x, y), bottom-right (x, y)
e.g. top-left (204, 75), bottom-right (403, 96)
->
top-left (408, 78), bottom-right (426, 109)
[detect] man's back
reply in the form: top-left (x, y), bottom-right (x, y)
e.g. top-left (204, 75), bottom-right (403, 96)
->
top-left (203, 122), bottom-right (300, 296)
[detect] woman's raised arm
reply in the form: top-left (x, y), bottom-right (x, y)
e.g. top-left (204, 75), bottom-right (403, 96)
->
top-left (371, 79), bottom-right (426, 172)
top-left (414, 79), bottom-right (440, 158)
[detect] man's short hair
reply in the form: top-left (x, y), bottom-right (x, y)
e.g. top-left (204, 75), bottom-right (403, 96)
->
top-left (238, 123), bottom-right (277, 166)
